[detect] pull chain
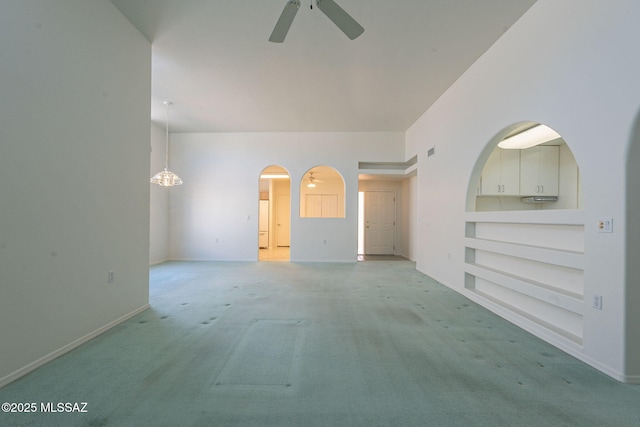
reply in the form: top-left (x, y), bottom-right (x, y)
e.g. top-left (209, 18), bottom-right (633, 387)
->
top-left (164, 101), bottom-right (171, 170)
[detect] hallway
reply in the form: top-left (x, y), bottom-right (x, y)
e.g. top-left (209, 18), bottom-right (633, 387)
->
top-left (1, 261), bottom-right (639, 426)
top-left (258, 246), bottom-right (290, 261)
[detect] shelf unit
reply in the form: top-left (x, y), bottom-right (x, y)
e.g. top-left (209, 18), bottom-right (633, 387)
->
top-left (464, 210), bottom-right (585, 344)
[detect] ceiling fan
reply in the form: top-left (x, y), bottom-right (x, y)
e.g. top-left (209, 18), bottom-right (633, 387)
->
top-left (307, 172), bottom-right (324, 188)
top-left (269, 0), bottom-right (365, 43)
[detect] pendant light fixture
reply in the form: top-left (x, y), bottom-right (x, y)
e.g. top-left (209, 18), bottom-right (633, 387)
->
top-left (151, 101), bottom-right (183, 187)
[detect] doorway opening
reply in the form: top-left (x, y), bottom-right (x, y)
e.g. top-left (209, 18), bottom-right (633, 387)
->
top-left (258, 165), bottom-right (290, 262)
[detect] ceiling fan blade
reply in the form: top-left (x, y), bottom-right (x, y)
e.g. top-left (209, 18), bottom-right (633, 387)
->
top-left (269, 0), bottom-right (301, 43)
top-left (316, 0), bottom-right (364, 40)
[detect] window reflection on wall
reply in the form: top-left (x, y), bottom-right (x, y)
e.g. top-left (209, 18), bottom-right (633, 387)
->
top-left (300, 166), bottom-right (345, 218)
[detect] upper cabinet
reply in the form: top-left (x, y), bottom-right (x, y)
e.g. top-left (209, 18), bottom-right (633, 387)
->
top-left (480, 148), bottom-right (520, 196)
top-left (479, 146), bottom-right (559, 197)
top-left (520, 146), bottom-right (559, 196)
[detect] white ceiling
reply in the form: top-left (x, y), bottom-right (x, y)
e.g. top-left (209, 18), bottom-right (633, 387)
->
top-left (109, 0), bottom-right (536, 133)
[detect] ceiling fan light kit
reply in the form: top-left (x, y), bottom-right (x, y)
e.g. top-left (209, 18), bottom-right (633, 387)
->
top-left (307, 171), bottom-right (323, 188)
top-left (269, 0), bottom-right (364, 43)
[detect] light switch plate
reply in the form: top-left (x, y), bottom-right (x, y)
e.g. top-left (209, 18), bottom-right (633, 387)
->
top-left (597, 218), bottom-right (613, 233)
top-left (593, 295), bottom-right (603, 310)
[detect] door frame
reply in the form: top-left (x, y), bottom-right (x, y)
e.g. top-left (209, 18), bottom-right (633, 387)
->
top-left (275, 193), bottom-right (291, 247)
top-left (362, 190), bottom-right (397, 255)
top-left (258, 165), bottom-right (291, 261)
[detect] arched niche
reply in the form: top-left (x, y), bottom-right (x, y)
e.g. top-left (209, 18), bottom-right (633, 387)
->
top-left (468, 122), bottom-right (582, 212)
top-left (300, 166), bottom-right (345, 218)
top-left (464, 123), bottom-right (586, 347)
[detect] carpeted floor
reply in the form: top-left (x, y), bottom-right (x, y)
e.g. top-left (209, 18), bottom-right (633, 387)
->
top-left (1, 261), bottom-right (639, 426)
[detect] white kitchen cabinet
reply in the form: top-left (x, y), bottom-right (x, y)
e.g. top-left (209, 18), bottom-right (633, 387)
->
top-left (520, 146), bottom-right (559, 196)
top-left (480, 148), bottom-right (520, 196)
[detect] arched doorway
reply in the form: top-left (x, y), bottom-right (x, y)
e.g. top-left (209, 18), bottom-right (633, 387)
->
top-left (259, 165), bottom-right (290, 261)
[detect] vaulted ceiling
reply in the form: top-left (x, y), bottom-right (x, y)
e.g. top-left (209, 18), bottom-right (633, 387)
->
top-left (109, 0), bottom-right (537, 133)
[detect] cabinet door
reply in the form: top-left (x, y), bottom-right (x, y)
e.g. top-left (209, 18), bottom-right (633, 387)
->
top-left (500, 149), bottom-right (521, 195)
top-left (538, 146), bottom-right (559, 195)
top-left (520, 147), bottom-right (540, 196)
top-left (520, 146), bottom-right (559, 196)
top-left (480, 149), bottom-right (502, 195)
top-left (480, 148), bottom-right (520, 196)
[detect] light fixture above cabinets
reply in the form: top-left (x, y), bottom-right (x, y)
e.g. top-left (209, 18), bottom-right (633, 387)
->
top-left (498, 124), bottom-right (562, 150)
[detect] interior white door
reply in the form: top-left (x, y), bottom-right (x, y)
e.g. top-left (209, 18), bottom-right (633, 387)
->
top-left (276, 194), bottom-right (290, 247)
top-left (364, 191), bottom-right (395, 255)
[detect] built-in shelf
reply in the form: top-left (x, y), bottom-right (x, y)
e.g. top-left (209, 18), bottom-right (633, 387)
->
top-left (469, 286), bottom-right (583, 345)
top-left (464, 209), bottom-right (585, 346)
top-left (465, 262), bottom-right (583, 310)
top-left (464, 237), bottom-right (584, 270)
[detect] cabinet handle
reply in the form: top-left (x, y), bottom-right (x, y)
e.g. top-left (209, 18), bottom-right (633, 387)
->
top-left (497, 185), bottom-right (501, 193)
top-left (501, 185), bottom-right (505, 193)
top-left (541, 185), bottom-right (544, 193)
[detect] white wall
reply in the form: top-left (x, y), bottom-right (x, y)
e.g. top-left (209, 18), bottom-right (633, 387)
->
top-left (0, 0), bottom-right (151, 386)
top-left (150, 123), bottom-right (170, 265)
top-left (626, 114), bottom-right (640, 380)
top-left (406, 0), bottom-right (640, 382)
top-left (169, 132), bottom-right (404, 262)
top-left (557, 144), bottom-right (581, 210)
top-left (400, 176), bottom-right (417, 261)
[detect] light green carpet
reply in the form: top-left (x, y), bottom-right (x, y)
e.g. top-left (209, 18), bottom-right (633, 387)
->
top-left (1, 261), bottom-right (639, 426)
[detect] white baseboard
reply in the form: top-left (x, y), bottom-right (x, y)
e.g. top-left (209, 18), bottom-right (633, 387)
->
top-left (0, 304), bottom-right (150, 389)
top-left (619, 374), bottom-right (640, 384)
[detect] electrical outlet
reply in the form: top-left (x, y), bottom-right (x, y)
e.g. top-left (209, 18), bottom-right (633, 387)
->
top-left (597, 218), bottom-right (613, 233)
top-left (108, 271), bottom-right (115, 284)
top-left (593, 295), bottom-right (603, 310)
